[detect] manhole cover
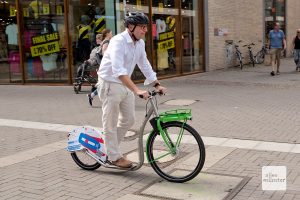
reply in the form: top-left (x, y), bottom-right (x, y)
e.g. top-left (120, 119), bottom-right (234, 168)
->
top-left (139, 172), bottom-right (249, 200)
top-left (163, 99), bottom-right (198, 106)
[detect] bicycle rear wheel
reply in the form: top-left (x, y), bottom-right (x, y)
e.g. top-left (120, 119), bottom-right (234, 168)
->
top-left (250, 52), bottom-right (255, 67)
top-left (71, 150), bottom-right (101, 170)
top-left (146, 121), bottom-right (205, 183)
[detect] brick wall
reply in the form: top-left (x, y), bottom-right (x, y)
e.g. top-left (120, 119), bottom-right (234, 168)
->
top-left (207, 0), bottom-right (264, 70)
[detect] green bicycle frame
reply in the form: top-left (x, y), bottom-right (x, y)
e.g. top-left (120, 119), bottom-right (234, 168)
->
top-left (133, 95), bottom-right (192, 170)
top-left (145, 107), bottom-right (192, 164)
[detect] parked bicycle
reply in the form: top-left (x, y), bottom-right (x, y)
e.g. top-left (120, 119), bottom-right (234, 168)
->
top-left (67, 90), bottom-right (206, 183)
top-left (234, 40), bottom-right (243, 69)
top-left (254, 45), bottom-right (268, 64)
top-left (243, 43), bottom-right (256, 67)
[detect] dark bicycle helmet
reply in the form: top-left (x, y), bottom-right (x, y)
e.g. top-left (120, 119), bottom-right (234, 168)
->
top-left (124, 12), bottom-right (149, 27)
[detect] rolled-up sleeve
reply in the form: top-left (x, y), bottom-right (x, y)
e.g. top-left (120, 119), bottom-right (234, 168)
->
top-left (137, 43), bottom-right (157, 85)
top-left (110, 38), bottom-right (128, 78)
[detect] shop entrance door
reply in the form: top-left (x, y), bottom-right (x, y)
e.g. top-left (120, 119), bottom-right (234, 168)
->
top-left (181, 0), bottom-right (204, 73)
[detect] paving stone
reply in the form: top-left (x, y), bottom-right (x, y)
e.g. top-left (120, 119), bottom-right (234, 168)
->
top-left (141, 172), bottom-right (244, 200)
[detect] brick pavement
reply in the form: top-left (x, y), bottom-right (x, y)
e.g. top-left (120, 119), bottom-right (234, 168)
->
top-left (0, 58), bottom-right (300, 199)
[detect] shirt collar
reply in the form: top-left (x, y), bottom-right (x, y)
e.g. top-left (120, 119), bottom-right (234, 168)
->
top-left (122, 30), bottom-right (134, 44)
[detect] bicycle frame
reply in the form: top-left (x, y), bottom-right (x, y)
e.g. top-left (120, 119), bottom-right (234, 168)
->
top-left (71, 93), bottom-right (191, 171)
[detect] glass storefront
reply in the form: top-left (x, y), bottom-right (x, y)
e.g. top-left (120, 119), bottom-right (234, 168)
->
top-left (69, 0), bottom-right (116, 80)
top-left (0, 0), bottom-right (21, 83)
top-left (21, 0), bottom-right (67, 83)
top-left (265, 0), bottom-right (286, 42)
top-left (181, 0), bottom-right (204, 73)
top-left (0, 0), bottom-right (204, 84)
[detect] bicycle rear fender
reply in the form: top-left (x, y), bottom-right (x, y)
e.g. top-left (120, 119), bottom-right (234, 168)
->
top-left (67, 126), bottom-right (107, 162)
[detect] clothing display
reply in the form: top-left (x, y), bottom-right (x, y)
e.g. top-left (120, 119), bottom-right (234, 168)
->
top-left (40, 53), bottom-right (58, 71)
top-left (156, 19), bottom-right (169, 70)
top-left (77, 24), bottom-right (91, 61)
top-left (93, 17), bottom-right (106, 34)
top-left (5, 23), bottom-right (18, 45)
top-left (24, 30), bottom-right (36, 49)
top-left (8, 51), bottom-right (21, 74)
top-left (29, 0), bottom-right (43, 19)
top-left (156, 19), bottom-right (166, 39)
top-left (0, 33), bottom-right (8, 60)
top-left (27, 57), bottom-right (43, 77)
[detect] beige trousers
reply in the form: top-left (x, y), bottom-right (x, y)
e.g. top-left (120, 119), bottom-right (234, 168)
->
top-left (269, 48), bottom-right (282, 72)
top-left (97, 78), bottom-right (135, 161)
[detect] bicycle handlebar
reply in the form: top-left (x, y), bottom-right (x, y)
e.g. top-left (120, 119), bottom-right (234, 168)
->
top-left (138, 90), bottom-right (163, 99)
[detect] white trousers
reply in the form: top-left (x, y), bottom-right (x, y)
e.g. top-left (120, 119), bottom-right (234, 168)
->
top-left (97, 78), bottom-right (135, 161)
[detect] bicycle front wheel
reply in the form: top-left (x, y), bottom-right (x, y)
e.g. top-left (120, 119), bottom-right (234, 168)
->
top-left (146, 121), bottom-right (205, 183)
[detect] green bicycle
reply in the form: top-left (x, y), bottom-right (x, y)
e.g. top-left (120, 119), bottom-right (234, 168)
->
top-left (68, 91), bottom-right (206, 183)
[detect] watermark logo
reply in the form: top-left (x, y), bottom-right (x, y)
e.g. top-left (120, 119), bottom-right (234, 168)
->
top-left (262, 166), bottom-right (286, 190)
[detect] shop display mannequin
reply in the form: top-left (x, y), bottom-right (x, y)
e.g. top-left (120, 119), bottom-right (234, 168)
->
top-left (77, 15), bottom-right (91, 62)
top-left (92, 7), bottom-right (105, 47)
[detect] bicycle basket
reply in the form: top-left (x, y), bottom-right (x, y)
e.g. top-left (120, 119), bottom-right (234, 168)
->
top-left (159, 109), bottom-right (192, 123)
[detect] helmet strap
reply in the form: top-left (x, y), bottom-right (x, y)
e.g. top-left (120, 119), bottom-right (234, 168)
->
top-left (130, 25), bottom-right (139, 41)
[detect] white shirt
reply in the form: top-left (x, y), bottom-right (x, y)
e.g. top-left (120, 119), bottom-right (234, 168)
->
top-left (40, 53), bottom-right (58, 71)
top-left (98, 30), bottom-right (157, 85)
top-left (5, 24), bottom-right (18, 45)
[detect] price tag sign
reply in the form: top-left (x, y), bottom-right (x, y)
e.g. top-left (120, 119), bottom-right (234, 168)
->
top-left (56, 5), bottom-right (63, 15)
top-left (137, 0), bottom-right (142, 10)
top-left (10, 6), bottom-right (16, 17)
top-left (158, 3), bottom-right (164, 12)
top-left (23, 8), bottom-right (29, 17)
top-left (43, 4), bottom-right (50, 15)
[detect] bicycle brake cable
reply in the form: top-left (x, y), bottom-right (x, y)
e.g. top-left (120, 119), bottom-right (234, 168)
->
top-left (145, 98), bottom-right (150, 117)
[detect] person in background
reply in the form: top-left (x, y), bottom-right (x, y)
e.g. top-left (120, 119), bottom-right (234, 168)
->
top-left (292, 29), bottom-right (300, 72)
top-left (268, 22), bottom-right (286, 76)
top-left (87, 29), bottom-right (113, 106)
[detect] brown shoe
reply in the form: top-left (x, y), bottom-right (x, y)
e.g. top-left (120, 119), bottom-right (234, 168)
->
top-left (111, 157), bottom-right (133, 168)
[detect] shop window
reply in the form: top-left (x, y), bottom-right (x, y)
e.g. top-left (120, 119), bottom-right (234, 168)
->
top-left (0, 0), bottom-right (21, 83)
top-left (265, 0), bottom-right (286, 44)
top-left (69, 0), bottom-right (116, 81)
top-left (21, 0), bottom-right (67, 83)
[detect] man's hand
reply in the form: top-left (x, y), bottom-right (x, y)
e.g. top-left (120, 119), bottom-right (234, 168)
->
top-left (135, 89), bottom-right (149, 100)
top-left (156, 85), bottom-right (167, 95)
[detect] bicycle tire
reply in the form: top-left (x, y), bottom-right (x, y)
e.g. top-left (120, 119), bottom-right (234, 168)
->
top-left (146, 121), bottom-right (205, 183)
top-left (71, 151), bottom-right (101, 170)
top-left (255, 51), bottom-right (265, 64)
top-left (237, 53), bottom-right (243, 69)
top-left (250, 52), bottom-right (255, 67)
top-left (73, 84), bottom-right (82, 94)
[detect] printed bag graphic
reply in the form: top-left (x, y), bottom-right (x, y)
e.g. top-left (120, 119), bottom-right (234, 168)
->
top-left (67, 126), bottom-right (107, 162)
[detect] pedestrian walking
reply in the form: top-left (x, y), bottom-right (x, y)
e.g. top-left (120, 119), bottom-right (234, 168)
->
top-left (292, 29), bottom-right (300, 72)
top-left (87, 29), bottom-right (113, 106)
top-left (268, 22), bottom-right (286, 76)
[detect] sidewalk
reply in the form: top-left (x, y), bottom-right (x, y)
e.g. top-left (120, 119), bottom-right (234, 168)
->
top-left (0, 58), bottom-right (299, 200)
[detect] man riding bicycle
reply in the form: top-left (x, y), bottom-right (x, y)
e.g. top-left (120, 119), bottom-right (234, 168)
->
top-left (97, 12), bottom-right (166, 168)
